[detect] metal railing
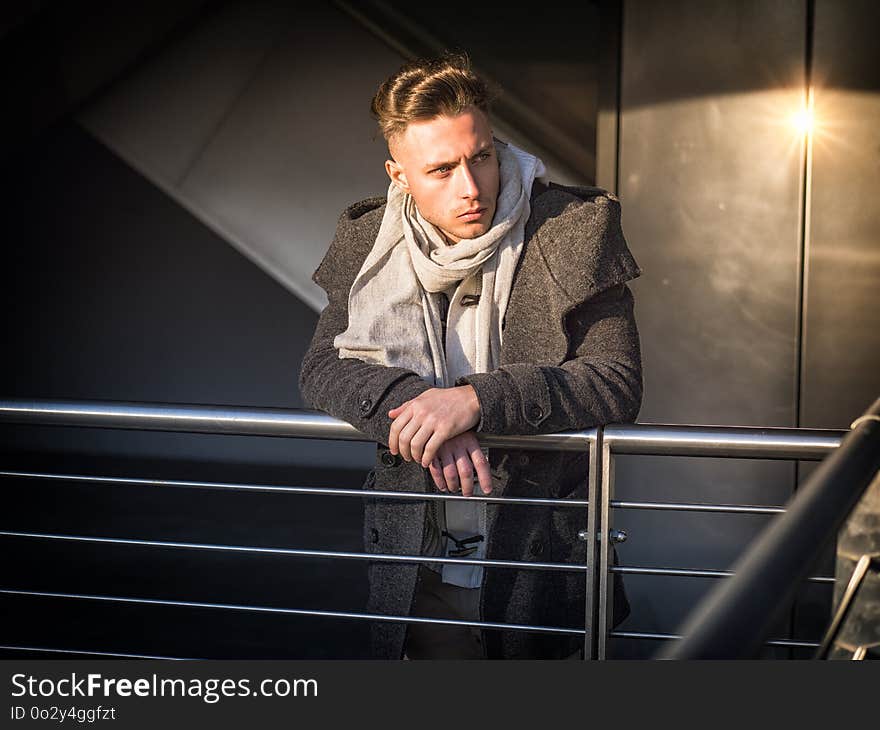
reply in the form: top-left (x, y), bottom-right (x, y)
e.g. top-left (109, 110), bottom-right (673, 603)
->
top-left (0, 398), bottom-right (851, 660)
top-left (659, 396), bottom-right (880, 659)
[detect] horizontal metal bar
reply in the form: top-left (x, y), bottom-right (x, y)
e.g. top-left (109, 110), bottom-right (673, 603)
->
top-left (0, 471), bottom-right (588, 508)
top-left (612, 500), bottom-right (784, 515)
top-left (0, 399), bottom-right (594, 451)
top-left (611, 630), bottom-right (682, 641)
top-left (765, 638), bottom-right (823, 649)
top-left (3, 531), bottom-right (835, 583)
top-left (613, 566), bottom-right (734, 579)
top-left (0, 645), bottom-right (191, 660)
top-left (0, 589), bottom-right (582, 637)
top-left (604, 423), bottom-right (843, 459)
top-left (611, 565), bottom-right (834, 584)
top-left (609, 631), bottom-right (820, 649)
top-left (0, 531), bottom-right (584, 572)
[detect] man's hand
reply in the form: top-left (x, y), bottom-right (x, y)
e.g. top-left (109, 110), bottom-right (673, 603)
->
top-left (427, 431), bottom-right (492, 497)
top-left (387, 385), bottom-right (481, 467)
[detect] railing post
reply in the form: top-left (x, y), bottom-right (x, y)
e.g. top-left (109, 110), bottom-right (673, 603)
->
top-left (584, 427), bottom-right (603, 660)
top-left (597, 437), bottom-right (615, 660)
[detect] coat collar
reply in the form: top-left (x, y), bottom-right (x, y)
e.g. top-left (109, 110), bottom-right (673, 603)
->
top-left (500, 184), bottom-right (641, 365)
top-left (526, 183), bottom-right (640, 307)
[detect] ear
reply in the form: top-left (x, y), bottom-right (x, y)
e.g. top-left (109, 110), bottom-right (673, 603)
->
top-left (385, 158), bottom-right (410, 193)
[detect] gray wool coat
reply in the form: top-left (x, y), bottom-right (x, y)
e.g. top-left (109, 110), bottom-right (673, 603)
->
top-left (299, 181), bottom-right (642, 659)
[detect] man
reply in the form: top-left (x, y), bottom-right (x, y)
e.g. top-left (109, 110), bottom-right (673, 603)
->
top-left (299, 53), bottom-right (641, 660)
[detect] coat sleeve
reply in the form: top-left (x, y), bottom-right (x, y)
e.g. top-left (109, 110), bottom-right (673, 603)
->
top-left (454, 210), bottom-right (643, 436)
top-left (298, 202), bottom-right (433, 447)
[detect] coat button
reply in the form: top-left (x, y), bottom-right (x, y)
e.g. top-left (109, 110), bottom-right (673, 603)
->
top-left (370, 528), bottom-right (379, 544)
top-left (381, 451), bottom-right (401, 467)
top-left (518, 453), bottom-right (530, 466)
top-left (527, 404), bottom-right (543, 421)
top-left (359, 398), bottom-right (373, 414)
top-left (529, 539), bottom-right (544, 556)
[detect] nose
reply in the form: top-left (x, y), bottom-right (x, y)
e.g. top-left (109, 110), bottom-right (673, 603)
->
top-left (456, 161), bottom-right (480, 199)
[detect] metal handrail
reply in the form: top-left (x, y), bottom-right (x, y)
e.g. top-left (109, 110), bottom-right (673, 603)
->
top-left (0, 398), bottom-right (843, 456)
top-left (658, 397), bottom-right (880, 659)
top-left (603, 423), bottom-right (841, 459)
top-left (0, 398), bottom-right (594, 451)
top-left (0, 397), bottom-right (853, 659)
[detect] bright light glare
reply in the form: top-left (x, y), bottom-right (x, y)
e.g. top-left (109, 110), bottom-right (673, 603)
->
top-left (792, 106), bottom-right (814, 134)
top-left (792, 87), bottom-right (816, 135)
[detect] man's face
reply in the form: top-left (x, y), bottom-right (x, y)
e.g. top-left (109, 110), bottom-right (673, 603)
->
top-left (385, 106), bottom-right (500, 244)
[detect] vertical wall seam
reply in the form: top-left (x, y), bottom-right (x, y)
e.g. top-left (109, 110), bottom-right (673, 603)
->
top-left (790, 0), bottom-right (816, 658)
top-left (795, 0), bottom-right (816, 433)
top-left (613, 0), bottom-right (624, 196)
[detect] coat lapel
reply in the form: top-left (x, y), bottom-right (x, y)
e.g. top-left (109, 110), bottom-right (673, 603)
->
top-left (500, 220), bottom-right (571, 366)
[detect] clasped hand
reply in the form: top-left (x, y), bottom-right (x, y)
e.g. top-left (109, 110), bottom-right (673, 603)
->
top-left (387, 385), bottom-right (491, 496)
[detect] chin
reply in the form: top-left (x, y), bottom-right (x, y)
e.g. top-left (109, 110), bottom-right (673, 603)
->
top-left (456, 223), bottom-right (490, 240)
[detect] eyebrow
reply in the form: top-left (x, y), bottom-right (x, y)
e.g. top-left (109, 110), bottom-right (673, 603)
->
top-left (424, 143), bottom-right (494, 172)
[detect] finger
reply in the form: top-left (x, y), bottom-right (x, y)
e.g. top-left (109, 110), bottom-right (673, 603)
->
top-left (429, 457), bottom-right (447, 492)
top-left (409, 424), bottom-right (433, 464)
top-left (397, 418), bottom-right (423, 462)
top-left (388, 409), bottom-right (413, 456)
top-left (420, 430), bottom-right (449, 469)
top-left (468, 443), bottom-right (492, 495)
top-left (387, 399), bottom-right (412, 419)
top-left (441, 450), bottom-right (460, 493)
top-left (454, 447), bottom-right (475, 498)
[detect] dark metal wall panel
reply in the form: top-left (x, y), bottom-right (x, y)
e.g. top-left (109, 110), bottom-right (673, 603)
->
top-left (801, 0), bottom-right (880, 430)
top-left (790, 0), bottom-right (880, 649)
top-left (620, 0), bottom-right (806, 427)
top-left (613, 0), bottom-right (808, 657)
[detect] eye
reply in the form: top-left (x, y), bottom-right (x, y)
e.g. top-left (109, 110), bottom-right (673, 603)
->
top-left (474, 151), bottom-right (492, 163)
top-left (432, 165), bottom-right (452, 176)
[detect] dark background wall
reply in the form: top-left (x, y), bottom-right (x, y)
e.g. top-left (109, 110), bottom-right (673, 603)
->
top-left (2, 0), bottom-right (877, 659)
top-left (1, 120), bottom-right (373, 658)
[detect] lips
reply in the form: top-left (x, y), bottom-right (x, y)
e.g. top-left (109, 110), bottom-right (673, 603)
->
top-left (458, 207), bottom-right (486, 219)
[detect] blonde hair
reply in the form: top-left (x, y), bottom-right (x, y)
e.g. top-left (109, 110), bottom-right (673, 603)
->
top-left (371, 52), bottom-right (493, 143)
